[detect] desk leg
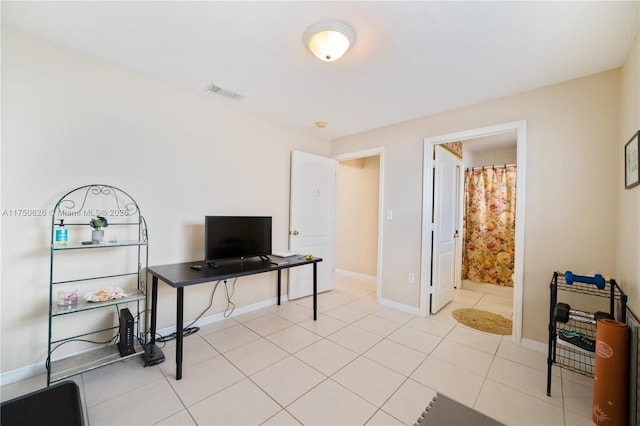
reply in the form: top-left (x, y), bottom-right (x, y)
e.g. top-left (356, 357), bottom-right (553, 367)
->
top-left (313, 263), bottom-right (317, 321)
top-left (176, 287), bottom-right (184, 380)
top-left (277, 270), bottom-right (281, 305)
top-left (150, 276), bottom-right (158, 344)
top-left (142, 275), bottom-right (165, 367)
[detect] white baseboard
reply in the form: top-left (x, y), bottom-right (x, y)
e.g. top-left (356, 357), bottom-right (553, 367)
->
top-left (335, 269), bottom-right (377, 282)
top-left (0, 363), bottom-right (47, 387)
top-left (379, 297), bottom-right (420, 316)
top-left (520, 337), bottom-right (547, 354)
top-left (3, 293), bottom-right (546, 387)
top-left (0, 295), bottom-right (287, 387)
top-left (154, 295), bottom-right (286, 337)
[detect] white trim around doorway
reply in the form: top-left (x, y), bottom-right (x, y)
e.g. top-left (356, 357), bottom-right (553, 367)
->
top-left (333, 147), bottom-right (385, 305)
top-left (421, 121), bottom-right (527, 345)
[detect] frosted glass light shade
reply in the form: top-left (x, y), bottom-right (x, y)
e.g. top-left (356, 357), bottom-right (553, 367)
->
top-left (304, 20), bottom-right (356, 62)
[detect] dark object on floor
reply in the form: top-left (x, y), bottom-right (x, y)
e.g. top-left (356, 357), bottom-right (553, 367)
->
top-left (557, 328), bottom-right (595, 353)
top-left (142, 342), bottom-right (165, 366)
top-left (1, 380), bottom-right (84, 426)
top-left (117, 308), bottom-right (136, 356)
top-left (415, 392), bottom-right (504, 425)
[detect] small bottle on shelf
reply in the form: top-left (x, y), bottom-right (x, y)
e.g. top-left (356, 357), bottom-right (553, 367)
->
top-left (54, 219), bottom-right (68, 247)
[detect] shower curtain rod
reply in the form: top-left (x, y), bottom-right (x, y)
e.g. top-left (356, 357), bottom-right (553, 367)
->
top-left (466, 163), bottom-right (516, 171)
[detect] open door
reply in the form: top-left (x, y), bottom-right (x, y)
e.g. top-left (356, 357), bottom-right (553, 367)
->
top-left (422, 121), bottom-right (526, 341)
top-left (430, 145), bottom-right (464, 313)
top-left (288, 151), bottom-right (336, 300)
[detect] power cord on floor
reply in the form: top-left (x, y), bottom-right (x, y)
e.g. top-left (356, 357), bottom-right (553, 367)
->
top-left (154, 278), bottom-right (237, 343)
top-left (155, 327), bottom-right (199, 343)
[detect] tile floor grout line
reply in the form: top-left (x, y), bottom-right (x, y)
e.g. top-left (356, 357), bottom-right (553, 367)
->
top-left (471, 347), bottom-right (499, 411)
top-left (2, 275), bottom-right (592, 425)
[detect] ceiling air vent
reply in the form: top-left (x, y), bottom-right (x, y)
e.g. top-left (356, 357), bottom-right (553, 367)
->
top-left (206, 83), bottom-right (244, 100)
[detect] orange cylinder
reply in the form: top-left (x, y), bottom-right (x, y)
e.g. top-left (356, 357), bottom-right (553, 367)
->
top-left (592, 319), bottom-right (629, 426)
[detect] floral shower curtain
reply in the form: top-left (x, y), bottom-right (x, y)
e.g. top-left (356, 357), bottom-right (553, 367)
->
top-left (462, 165), bottom-right (517, 287)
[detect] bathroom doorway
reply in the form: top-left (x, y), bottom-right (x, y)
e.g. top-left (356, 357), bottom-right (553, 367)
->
top-left (421, 121), bottom-right (527, 344)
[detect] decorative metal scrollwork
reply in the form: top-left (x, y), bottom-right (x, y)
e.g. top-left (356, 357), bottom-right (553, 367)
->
top-left (54, 184), bottom-right (140, 218)
top-left (140, 216), bottom-right (149, 242)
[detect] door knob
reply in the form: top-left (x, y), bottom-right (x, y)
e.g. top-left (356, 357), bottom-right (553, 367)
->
top-left (292, 230), bottom-right (299, 236)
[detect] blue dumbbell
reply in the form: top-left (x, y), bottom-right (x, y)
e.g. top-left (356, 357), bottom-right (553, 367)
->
top-left (564, 271), bottom-right (606, 289)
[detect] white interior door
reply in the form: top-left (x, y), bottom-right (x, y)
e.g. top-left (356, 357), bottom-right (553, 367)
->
top-left (430, 145), bottom-right (463, 313)
top-left (288, 151), bottom-right (336, 300)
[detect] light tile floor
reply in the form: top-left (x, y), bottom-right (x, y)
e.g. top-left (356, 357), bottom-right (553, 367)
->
top-left (1, 274), bottom-right (595, 425)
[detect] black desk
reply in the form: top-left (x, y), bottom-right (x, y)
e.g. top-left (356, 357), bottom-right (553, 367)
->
top-left (147, 256), bottom-right (322, 380)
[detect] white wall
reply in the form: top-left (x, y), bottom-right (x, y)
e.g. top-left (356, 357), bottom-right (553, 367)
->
top-left (462, 145), bottom-right (475, 166)
top-left (3, 25), bottom-right (638, 377)
top-left (470, 147), bottom-right (517, 168)
top-left (617, 29), bottom-right (640, 314)
top-left (331, 69), bottom-right (621, 344)
top-left (335, 157), bottom-right (379, 276)
top-left (0, 30), bottom-right (329, 375)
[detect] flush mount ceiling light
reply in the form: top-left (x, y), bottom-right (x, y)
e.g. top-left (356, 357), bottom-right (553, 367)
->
top-left (303, 20), bottom-right (356, 62)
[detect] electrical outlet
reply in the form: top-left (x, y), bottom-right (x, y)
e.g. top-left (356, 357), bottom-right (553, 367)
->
top-left (408, 273), bottom-right (415, 284)
top-left (386, 210), bottom-right (393, 220)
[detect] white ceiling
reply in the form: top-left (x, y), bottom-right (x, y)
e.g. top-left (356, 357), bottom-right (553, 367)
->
top-left (3, 1), bottom-right (638, 141)
top-left (464, 131), bottom-right (518, 154)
